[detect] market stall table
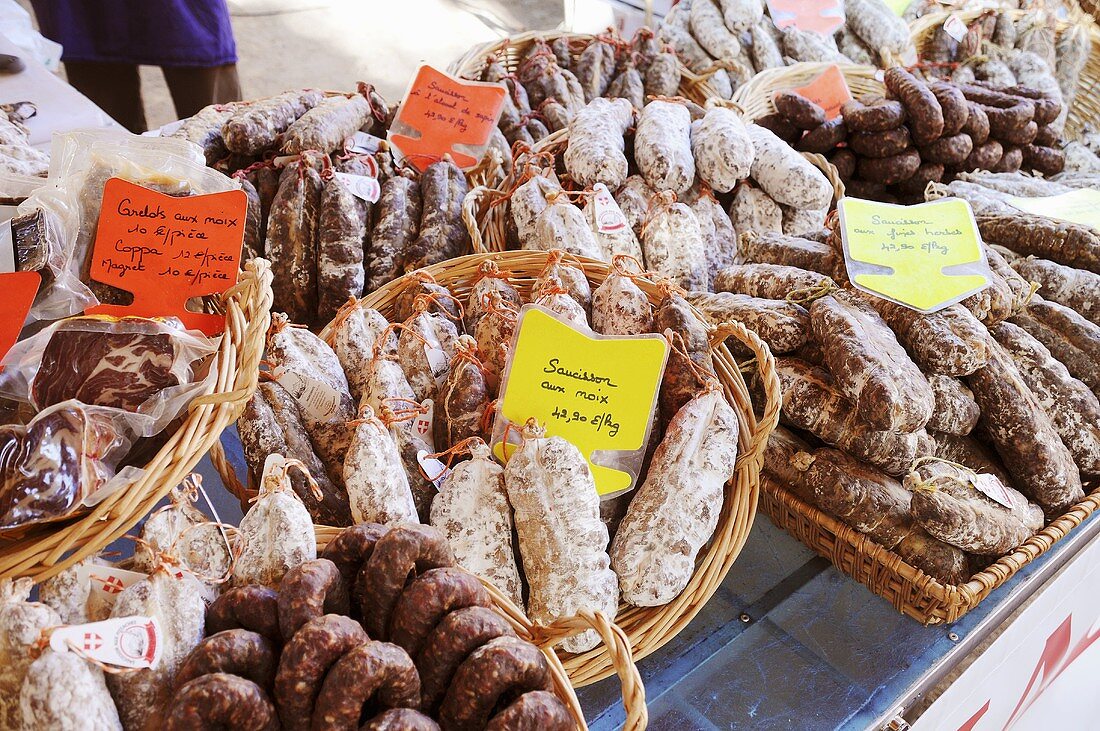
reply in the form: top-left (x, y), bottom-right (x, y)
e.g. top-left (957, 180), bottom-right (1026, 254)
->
top-left (191, 429), bottom-right (1099, 730)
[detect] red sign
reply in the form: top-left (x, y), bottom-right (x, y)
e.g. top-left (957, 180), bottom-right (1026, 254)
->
top-left (790, 64), bottom-right (852, 121)
top-left (0, 271), bottom-right (39, 363)
top-left (388, 65), bottom-right (507, 172)
top-left (86, 178), bottom-right (246, 335)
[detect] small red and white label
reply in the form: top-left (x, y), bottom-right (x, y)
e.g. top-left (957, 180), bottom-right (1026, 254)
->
top-left (973, 473), bottom-right (1020, 511)
top-left (416, 398), bottom-right (435, 446)
top-left (944, 15), bottom-right (968, 42)
top-left (75, 565), bottom-right (147, 609)
top-left (334, 172), bottom-right (381, 203)
top-left (50, 616), bottom-right (163, 669)
top-left (592, 183), bottom-right (628, 234)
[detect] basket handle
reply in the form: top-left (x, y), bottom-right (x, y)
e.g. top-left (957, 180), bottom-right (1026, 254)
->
top-left (709, 319), bottom-right (782, 472)
top-left (534, 611), bottom-right (648, 731)
top-left (480, 581), bottom-right (647, 731)
top-left (209, 436), bottom-right (254, 513)
top-left (462, 185), bottom-right (501, 256)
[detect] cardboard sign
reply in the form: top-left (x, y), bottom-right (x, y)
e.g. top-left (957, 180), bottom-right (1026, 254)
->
top-left (86, 178), bottom-right (246, 335)
top-left (493, 306), bottom-right (667, 495)
top-left (50, 616), bottom-right (162, 669)
top-left (839, 197), bottom-right (991, 312)
top-left (791, 64), bottom-right (852, 120)
top-left (766, 0), bottom-right (845, 35)
top-left (1006, 189), bottom-right (1100, 232)
top-left (884, 0), bottom-right (911, 15)
top-left (388, 64), bottom-right (507, 172)
top-left (0, 271), bottom-right (39, 363)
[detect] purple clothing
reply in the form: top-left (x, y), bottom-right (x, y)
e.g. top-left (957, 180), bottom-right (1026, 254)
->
top-left (31, 0), bottom-right (237, 67)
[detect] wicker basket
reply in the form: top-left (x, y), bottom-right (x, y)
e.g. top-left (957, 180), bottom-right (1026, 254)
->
top-left (215, 250), bottom-right (781, 687)
top-left (0, 259), bottom-right (273, 583)
top-left (732, 62), bottom-right (885, 123)
top-left (448, 30), bottom-right (723, 108)
top-left (761, 476), bottom-right (1100, 624)
top-left (463, 125), bottom-right (845, 255)
top-left (909, 9), bottom-right (1100, 140)
top-left (313, 524), bottom-right (648, 730)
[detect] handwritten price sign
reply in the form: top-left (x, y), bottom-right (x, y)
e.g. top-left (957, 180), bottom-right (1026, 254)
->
top-left (839, 197), bottom-right (991, 312)
top-left (388, 64), bottom-right (507, 172)
top-left (493, 306), bottom-right (667, 496)
top-left (87, 178), bottom-right (246, 335)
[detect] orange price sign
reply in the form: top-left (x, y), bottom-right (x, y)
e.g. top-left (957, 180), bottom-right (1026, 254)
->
top-left (766, 0), bottom-right (845, 35)
top-left (0, 271), bottom-right (40, 363)
top-left (86, 178), bottom-right (246, 335)
top-left (388, 64), bottom-right (507, 172)
top-left (790, 64), bottom-right (852, 120)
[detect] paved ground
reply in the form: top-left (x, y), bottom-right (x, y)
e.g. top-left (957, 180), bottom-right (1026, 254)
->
top-left (140, 0), bottom-right (564, 127)
top-left (16, 0), bottom-right (563, 128)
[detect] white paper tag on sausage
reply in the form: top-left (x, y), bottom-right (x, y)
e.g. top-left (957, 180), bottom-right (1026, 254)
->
top-left (417, 449), bottom-right (451, 490)
top-left (276, 370), bottom-right (341, 422)
top-left (943, 15), bottom-right (968, 41)
top-left (50, 616), bottom-right (163, 669)
top-left (592, 183), bottom-right (629, 234)
top-left (425, 345), bottom-right (450, 386)
top-left (334, 171), bottom-right (381, 203)
top-left (348, 131), bottom-right (384, 155)
top-left (75, 564), bottom-right (147, 609)
top-left (972, 473), bottom-right (1019, 510)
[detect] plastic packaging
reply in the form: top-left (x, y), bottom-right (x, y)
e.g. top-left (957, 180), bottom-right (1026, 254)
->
top-left (16, 129), bottom-right (235, 323)
top-left (0, 315), bottom-right (218, 436)
top-left (0, 399), bottom-right (137, 530)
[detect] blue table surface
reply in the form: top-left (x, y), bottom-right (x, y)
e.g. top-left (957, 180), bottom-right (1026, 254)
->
top-left (164, 431), bottom-right (1094, 731)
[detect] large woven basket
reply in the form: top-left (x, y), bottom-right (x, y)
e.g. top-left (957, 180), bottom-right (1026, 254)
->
top-left (761, 476), bottom-right (1100, 624)
top-left (314, 525), bottom-right (648, 730)
top-left (0, 259), bottom-right (273, 582)
top-left (215, 250), bottom-right (781, 687)
top-left (463, 124), bottom-right (845, 255)
top-left (909, 9), bottom-right (1100, 140)
top-left (732, 62), bottom-right (885, 123)
top-left (448, 30), bottom-right (724, 107)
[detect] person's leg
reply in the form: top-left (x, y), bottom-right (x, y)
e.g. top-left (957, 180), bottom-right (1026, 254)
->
top-left (162, 63), bottom-right (242, 120)
top-left (62, 61), bottom-right (146, 133)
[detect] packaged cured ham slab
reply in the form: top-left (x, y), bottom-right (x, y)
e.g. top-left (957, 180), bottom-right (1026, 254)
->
top-left (0, 316), bottom-right (218, 437)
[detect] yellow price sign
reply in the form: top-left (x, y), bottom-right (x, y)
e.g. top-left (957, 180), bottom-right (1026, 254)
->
top-left (839, 197), bottom-right (991, 313)
top-left (1006, 188), bottom-right (1100, 231)
top-left (494, 306), bottom-right (668, 496)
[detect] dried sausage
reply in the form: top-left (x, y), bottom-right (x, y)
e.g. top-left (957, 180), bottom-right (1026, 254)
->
top-left (438, 636), bottom-right (553, 731)
top-left (313, 641), bottom-right (420, 731)
top-left (389, 567), bottom-right (492, 658)
top-left (277, 559), bottom-right (351, 641)
top-left (488, 691), bottom-right (574, 731)
top-left (165, 674), bottom-right (278, 731)
top-left (206, 587), bottom-right (281, 645)
top-left (359, 524), bottom-right (456, 640)
top-left (273, 614), bottom-right (368, 731)
top-left (416, 606), bottom-right (515, 714)
top-left (174, 630), bottom-right (278, 692)
top-left (884, 67), bottom-right (943, 145)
